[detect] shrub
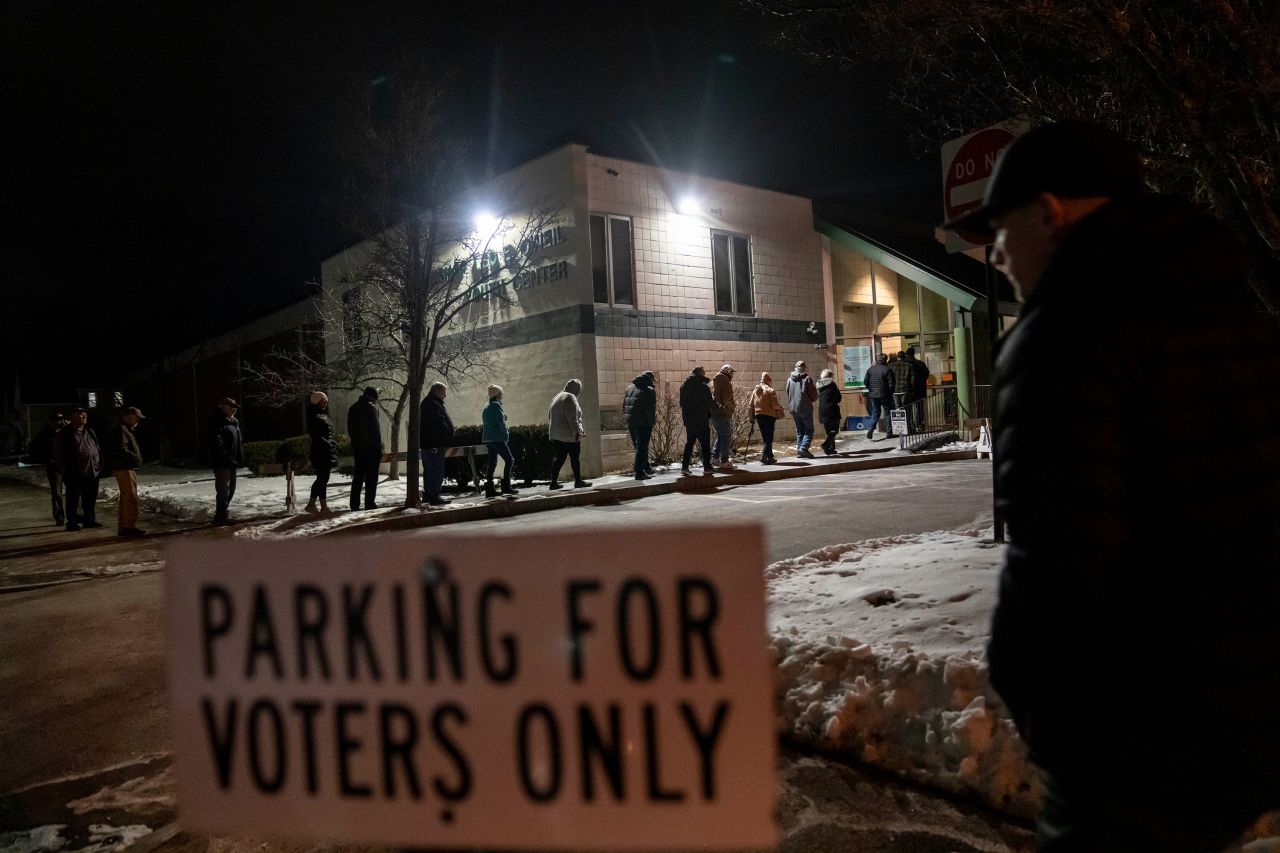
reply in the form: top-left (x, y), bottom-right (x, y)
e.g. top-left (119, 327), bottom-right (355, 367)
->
top-left (243, 440), bottom-right (281, 473)
top-left (648, 382), bottom-right (682, 466)
top-left (508, 424), bottom-right (552, 485)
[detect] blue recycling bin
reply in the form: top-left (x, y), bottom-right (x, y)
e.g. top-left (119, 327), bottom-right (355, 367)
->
top-left (847, 414), bottom-right (877, 431)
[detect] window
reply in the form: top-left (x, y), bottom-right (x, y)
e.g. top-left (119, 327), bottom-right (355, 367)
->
top-left (590, 214), bottom-right (634, 306)
top-left (711, 231), bottom-right (752, 314)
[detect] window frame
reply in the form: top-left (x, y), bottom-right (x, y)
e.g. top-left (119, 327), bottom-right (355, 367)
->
top-left (710, 229), bottom-right (754, 316)
top-left (589, 212), bottom-right (636, 307)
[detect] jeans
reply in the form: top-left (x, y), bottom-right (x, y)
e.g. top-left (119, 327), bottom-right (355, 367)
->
top-left (484, 441), bottom-right (514, 488)
top-left (46, 465), bottom-right (64, 524)
top-left (550, 440), bottom-right (582, 483)
top-left (867, 396), bottom-right (894, 435)
top-left (682, 423), bottom-right (711, 470)
top-left (310, 464), bottom-right (332, 502)
top-left (423, 450), bottom-right (446, 501)
top-left (629, 423), bottom-right (653, 475)
top-left (755, 415), bottom-right (776, 459)
top-left (710, 415), bottom-right (732, 463)
top-left (350, 452), bottom-right (380, 509)
top-left (791, 408), bottom-right (814, 452)
top-left (213, 468), bottom-right (237, 519)
top-left (115, 470), bottom-right (139, 530)
top-left (64, 474), bottom-right (99, 525)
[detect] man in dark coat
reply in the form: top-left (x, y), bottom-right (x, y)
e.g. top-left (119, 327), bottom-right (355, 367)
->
top-left (419, 382), bottom-right (455, 506)
top-left (944, 120), bottom-right (1280, 849)
top-left (57, 408), bottom-right (102, 531)
top-left (30, 412), bottom-right (68, 525)
top-left (862, 354), bottom-right (896, 439)
top-left (208, 397), bottom-right (244, 525)
top-left (623, 371), bottom-right (657, 480)
top-left (889, 351), bottom-right (916, 433)
top-left (677, 367), bottom-right (718, 475)
top-left (347, 386), bottom-right (383, 510)
top-left (906, 346), bottom-right (929, 428)
top-left (107, 406), bottom-right (146, 537)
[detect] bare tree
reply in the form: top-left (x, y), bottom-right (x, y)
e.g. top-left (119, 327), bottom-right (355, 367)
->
top-left (744, 0), bottom-right (1280, 314)
top-left (330, 55), bottom-right (564, 506)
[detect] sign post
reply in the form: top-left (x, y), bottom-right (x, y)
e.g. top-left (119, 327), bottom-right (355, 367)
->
top-left (166, 527), bottom-right (777, 850)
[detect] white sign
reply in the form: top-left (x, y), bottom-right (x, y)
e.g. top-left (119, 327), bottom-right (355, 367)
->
top-left (166, 527), bottom-right (776, 850)
top-left (890, 409), bottom-right (910, 436)
top-left (940, 121), bottom-right (1028, 253)
top-left (842, 345), bottom-right (873, 389)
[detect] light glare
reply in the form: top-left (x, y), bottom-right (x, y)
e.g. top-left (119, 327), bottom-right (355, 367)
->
top-left (474, 211), bottom-right (498, 233)
top-left (677, 197), bottom-right (700, 216)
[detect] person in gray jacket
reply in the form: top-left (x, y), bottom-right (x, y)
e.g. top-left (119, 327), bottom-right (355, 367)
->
top-left (785, 361), bottom-right (818, 458)
top-left (547, 379), bottom-right (591, 489)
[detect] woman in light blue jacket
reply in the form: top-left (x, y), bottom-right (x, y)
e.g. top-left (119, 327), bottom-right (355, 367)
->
top-left (481, 384), bottom-right (517, 497)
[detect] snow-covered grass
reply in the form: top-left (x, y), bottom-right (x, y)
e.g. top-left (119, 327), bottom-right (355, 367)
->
top-left (766, 529), bottom-right (1037, 817)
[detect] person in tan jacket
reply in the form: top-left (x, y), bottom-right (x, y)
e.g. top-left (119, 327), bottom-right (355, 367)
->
top-left (750, 372), bottom-right (787, 464)
top-left (710, 364), bottom-right (736, 469)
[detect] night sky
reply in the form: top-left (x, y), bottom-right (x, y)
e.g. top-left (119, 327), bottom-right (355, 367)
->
top-left (5, 1), bottom-right (938, 396)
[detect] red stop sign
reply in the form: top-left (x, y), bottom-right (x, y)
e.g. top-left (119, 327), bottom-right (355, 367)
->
top-left (942, 126), bottom-right (1018, 245)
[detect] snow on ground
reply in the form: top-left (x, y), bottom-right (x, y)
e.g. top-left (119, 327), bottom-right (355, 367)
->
top-left (766, 529), bottom-right (1039, 818)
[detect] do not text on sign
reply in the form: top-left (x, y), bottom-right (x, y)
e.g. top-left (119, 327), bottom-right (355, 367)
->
top-left (940, 122), bottom-right (1026, 253)
top-left (166, 526), bottom-right (776, 850)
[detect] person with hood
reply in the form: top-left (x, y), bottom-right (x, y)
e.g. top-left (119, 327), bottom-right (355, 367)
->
top-left (30, 412), bottom-right (68, 525)
top-left (678, 366), bottom-right (718, 475)
top-left (547, 378), bottom-right (591, 489)
top-left (862, 353), bottom-right (896, 439)
top-left (942, 120), bottom-right (1280, 848)
top-left (481, 384), bottom-right (518, 497)
top-left (57, 408), bottom-right (102, 530)
top-left (420, 382), bottom-right (455, 506)
top-left (710, 363), bottom-right (736, 470)
top-left (890, 350), bottom-right (917, 433)
top-left (107, 406), bottom-right (146, 537)
top-left (749, 372), bottom-right (786, 464)
top-left (305, 390), bottom-right (339, 513)
top-left (208, 397), bottom-right (244, 525)
top-left (347, 387), bottom-right (383, 510)
top-left (622, 371), bottom-right (657, 480)
top-left (816, 369), bottom-right (843, 456)
top-left (785, 361), bottom-right (818, 458)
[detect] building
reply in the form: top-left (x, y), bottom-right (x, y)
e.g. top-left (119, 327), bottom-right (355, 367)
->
top-left (322, 143), bottom-right (1016, 477)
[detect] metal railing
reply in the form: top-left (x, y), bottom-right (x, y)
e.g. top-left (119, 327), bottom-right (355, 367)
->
top-left (915, 385), bottom-right (992, 430)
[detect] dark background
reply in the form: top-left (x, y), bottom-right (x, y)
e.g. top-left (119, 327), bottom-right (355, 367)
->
top-left (4, 1), bottom-right (941, 398)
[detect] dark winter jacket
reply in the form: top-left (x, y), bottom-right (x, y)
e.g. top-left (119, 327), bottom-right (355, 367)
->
top-left (106, 422), bottom-right (142, 472)
top-left (208, 413), bottom-right (244, 469)
top-left (58, 426), bottom-right (101, 479)
top-left (623, 374), bottom-right (657, 428)
top-left (307, 405), bottom-right (339, 469)
top-left (347, 395), bottom-right (382, 458)
top-left (890, 359), bottom-right (916, 402)
top-left (909, 357), bottom-right (930, 398)
top-left (816, 377), bottom-right (842, 427)
top-left (862, 363), bottom-right (895, 399)
top-left (419, 393), bottom-right (455, 450)
top-left (678, 373), bottom-right (719, 428)
top-left (31, 423), bottom-right (60, 467)
top-left (784, 369), bottom-right (817, 415)
top-left (987, 196), bottom-right (1280, 795)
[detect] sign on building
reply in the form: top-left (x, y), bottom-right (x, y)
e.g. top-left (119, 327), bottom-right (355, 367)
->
top-left (166, 527), bottom-right (777, 850)
top-left (842, 345), bottom-right (874, 389)
top-left (941, 122), bottom-right (1027, 253)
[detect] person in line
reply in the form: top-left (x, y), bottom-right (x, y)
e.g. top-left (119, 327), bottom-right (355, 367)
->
top-left (943, 120), bottom-right (1280, 849)
top-left (785, 361), bottom-right (818, 458)
top-left (305, 391), bottom-right (338, 513)
top-left (623, 371), bottom-right (657, 481)
top-left (481, 384), bottom-right (518, 497)
top-left (890, 350), bottom-right (917, 434)
top-left (347, 386), bottom-right (383, 510)
top-left (749, 372), bottom-right (786, 464)
top-left (547, 379), bottom-right (591, 489)
top-left (420, 382), bottom-right (455, 506)
top-left (862, 353), bottom-right (896, 439)
top-left (710, 363), bottom-right (736, 470)
top-left (31, 412), bottom-right (68, 525)
top-left (906, 346), bottom-right (930, 428)
top-left (208, 397), bottom-right (244, 525)
top-left (58, 408), bottom-right (102, 531)
top-left (816, 369), bottom-right (842, 456)
top-left (678, 366), bottom-right (717, 476)
top-left (108, 406), bottom-right (146, 537)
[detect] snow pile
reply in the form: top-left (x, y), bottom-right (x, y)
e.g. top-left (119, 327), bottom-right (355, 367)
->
top-left (766, 530), bottom-right (1039, 818)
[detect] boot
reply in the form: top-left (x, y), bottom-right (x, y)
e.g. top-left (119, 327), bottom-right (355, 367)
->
top-left (574, 479), bottom-right (593, 488)
top-left (484, 480), bottom-right (498, 498)
top-left (319, 498), bottom-right (330, 513)
top-left (549, 481), bottom-right (563, 490)
top-left (304, 500), bottom-right (318, 514)
top-left (500, 481), bottom-right (520, 495)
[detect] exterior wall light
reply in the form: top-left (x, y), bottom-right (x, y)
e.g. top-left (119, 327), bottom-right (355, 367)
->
top-left (474, 211), bottom-right (498, 234)
top-left (677, 197), bottom-right (700, 216)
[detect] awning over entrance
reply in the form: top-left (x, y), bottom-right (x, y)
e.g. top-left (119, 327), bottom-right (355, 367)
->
top-left (815, 218), bottom-right (979, 310)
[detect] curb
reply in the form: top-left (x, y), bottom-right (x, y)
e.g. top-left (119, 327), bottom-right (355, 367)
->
top-left (322, 448), bottom-right (978, 537)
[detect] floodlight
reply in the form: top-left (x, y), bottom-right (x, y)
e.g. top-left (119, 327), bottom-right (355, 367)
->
top-left (474, 211), bottom-right (498, 233)
top-left (677, 197), bottom-right (700, 216)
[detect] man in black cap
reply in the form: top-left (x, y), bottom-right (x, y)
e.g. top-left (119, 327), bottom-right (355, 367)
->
top-left (944, 121), bottom-right (1280, 848)
top-left (347, 386), bottom-right (383, 509)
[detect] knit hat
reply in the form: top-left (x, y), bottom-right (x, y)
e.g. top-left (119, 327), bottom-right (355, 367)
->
top-left (309, 390), bottom-right (328, 406)
top-left (721, 363), bottom-right (734, 375)
top-left (487, 384), bottom-right (503, 399)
